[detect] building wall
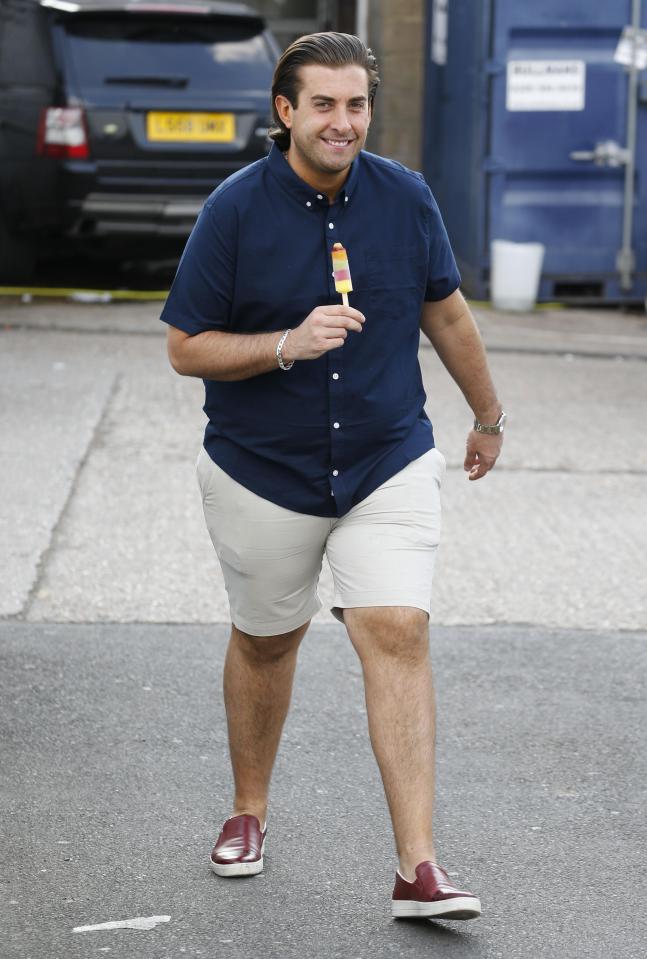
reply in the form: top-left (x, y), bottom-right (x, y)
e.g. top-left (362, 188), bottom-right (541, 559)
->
top-left (366, 0), bottom-right (426, 171)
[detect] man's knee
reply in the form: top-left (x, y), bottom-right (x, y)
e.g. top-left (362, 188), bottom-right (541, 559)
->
top-left (232, 620), bottom-right (309, 662)
top-left (344, 606), bottom-right (429, 660)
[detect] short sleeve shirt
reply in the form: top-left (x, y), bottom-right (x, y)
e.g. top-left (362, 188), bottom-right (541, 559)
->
top-left (160, 143), bottom-right (460, 517)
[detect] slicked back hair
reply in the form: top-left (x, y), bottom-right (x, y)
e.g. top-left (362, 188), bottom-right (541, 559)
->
top-left (269, 32), bottom-right (380, 151)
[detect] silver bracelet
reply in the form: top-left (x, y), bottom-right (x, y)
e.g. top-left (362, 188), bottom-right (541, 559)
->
top-left (276, 329), bottom-right (294, 371)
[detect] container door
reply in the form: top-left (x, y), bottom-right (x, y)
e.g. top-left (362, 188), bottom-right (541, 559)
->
top-left (487, 0), bottom-right (646, 300)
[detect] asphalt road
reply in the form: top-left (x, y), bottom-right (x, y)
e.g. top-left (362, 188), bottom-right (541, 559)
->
top-left (2, 621), bottom-right (646, 959)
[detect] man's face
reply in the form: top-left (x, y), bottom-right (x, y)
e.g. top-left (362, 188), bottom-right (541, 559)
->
top-left (277, 64), bottom-right (372, 177)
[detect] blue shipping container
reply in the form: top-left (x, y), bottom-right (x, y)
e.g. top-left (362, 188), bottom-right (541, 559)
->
top-left (423, 0), bottom-right (647, 303)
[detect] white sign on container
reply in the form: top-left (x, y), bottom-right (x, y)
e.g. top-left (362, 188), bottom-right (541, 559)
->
top-left (506, 60), bottom-right (586, 111)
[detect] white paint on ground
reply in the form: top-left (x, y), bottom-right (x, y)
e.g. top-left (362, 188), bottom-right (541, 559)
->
top-left (73, 915), bottom-right (170, 933)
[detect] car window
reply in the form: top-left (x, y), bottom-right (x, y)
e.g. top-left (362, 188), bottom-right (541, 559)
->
top-left (60, 15), bottom-right (274, 93)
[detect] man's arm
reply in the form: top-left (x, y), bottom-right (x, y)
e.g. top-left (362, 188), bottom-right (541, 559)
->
top-left (420, 288), bottom-right (504, 480)
top-left (167, 305), bottom-right (365, 381)
top-left (167, 325), bottom-right (284, 381)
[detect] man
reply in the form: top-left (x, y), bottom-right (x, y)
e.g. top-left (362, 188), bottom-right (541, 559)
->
top-left (162, 32), bottom-right (505, 921)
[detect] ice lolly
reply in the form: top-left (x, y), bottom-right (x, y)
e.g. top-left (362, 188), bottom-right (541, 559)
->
top-left (331, 242), bottom-right (352, 306)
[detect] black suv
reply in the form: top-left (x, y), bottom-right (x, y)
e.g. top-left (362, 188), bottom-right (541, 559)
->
top-left (0, 0), bottom-right (278, 281)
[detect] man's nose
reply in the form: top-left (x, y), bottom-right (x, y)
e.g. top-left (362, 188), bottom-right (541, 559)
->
top-left (330, 107), bottom-right (352, 132)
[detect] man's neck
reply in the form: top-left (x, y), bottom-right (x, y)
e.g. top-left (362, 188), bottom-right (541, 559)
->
top-left (283, 147), bottom-right (349, 204)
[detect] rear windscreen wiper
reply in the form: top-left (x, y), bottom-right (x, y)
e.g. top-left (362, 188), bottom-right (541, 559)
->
top-left (105, 75), bottom-right (189, 87)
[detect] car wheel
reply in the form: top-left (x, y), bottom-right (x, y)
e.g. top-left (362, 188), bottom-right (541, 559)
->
top-left (0, 215), bottom-right (37, 284)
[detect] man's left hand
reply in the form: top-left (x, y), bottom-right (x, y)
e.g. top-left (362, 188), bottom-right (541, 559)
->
top-left (464, 430), bottom-right (503, 481)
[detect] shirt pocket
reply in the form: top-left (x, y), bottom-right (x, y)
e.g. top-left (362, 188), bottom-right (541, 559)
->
top-left (363, 245), bottom-right (426, 334)
top-left (364, 244), bottom-right (426, 291)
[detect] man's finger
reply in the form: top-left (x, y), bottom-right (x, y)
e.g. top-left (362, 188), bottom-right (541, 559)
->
top-left (321, 306), bottom-right (366, 322)
top-left (468, 455), bottom-right (497, 480)
top-left (468, 462), bottom-right (489, 480)
top-left (322, 316), bottom-right (364, 332)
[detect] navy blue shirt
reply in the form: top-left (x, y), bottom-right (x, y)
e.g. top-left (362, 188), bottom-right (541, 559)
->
top-left (161, 143), bottom-right (460, 517)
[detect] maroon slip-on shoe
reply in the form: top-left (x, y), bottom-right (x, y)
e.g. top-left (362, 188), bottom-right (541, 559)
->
top-left (392, 861), bottom-right (481, 920)
top-left (210, 814), bottom-right (267, 877)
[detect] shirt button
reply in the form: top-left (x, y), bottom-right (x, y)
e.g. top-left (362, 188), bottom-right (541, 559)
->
top-left (306, 201), bottom-right (312, 207)
top-left (332, 372), bottom-right (339, 380)
top-left (345, 196), bottom-right (349, 203)
top-left (328, 222), bottom-right (334, 229)
top-left (332, 469), bottom-right (339, 476)
top-left (317, 193), bottom-right (323, 199)
top-left (333, 421), bottom-right (340, 429)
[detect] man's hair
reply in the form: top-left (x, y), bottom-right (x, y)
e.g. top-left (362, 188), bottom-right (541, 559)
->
top-left (269, 32), bottom-right (380, 151)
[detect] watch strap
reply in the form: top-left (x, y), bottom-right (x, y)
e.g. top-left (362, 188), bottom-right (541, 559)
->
top-left (473, 410), bottom-right (506, 434)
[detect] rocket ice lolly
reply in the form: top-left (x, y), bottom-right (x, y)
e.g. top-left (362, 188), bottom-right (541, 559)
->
top-left (331, 242), bottom-right (352, 305)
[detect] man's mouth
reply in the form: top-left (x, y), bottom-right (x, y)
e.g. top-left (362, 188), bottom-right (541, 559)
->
top-left (322, 137), bottom-right (354, 147)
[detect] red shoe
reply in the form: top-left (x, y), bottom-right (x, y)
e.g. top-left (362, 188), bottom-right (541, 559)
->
top-left (392, 861), bottom-right (481, 920)
top-left (210, 814), bottom-right (267, 877)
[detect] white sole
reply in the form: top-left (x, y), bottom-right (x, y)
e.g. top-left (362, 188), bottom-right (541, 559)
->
top-left (210, 836), bottom-right (266, 877)
top-left (392, 896), bottom-right (481, 920)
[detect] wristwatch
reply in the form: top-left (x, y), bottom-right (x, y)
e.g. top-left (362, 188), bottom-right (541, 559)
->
top-left (473, 410), bottom-right (507, 434)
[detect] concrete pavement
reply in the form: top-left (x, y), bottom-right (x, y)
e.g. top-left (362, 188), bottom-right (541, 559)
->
top-left (1, 299), bottom-right (646, 628)
top-left (3, 296), bottom-right (647, 354)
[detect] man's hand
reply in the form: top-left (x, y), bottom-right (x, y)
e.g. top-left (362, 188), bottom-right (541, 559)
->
top-left (464, 430), bottom-right (503, 481)
top-left (282, 305), bottom-right (365, 362)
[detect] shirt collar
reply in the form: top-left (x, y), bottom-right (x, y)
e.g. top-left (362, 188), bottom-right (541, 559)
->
top-left (266, 142), bottom-right (359, 209)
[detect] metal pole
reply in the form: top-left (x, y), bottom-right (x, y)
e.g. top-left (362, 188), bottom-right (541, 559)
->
top-left (618, 0), bottom-right (641, 290)
top-left (356, 0), bottom-right (369, 44)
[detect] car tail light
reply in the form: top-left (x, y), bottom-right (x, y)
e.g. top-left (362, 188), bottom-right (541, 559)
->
top-left (37, 107), bottom-right (89, 159)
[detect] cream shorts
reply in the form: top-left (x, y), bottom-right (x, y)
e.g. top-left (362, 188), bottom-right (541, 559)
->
top-left (196, 446), bottom-right (446, 637)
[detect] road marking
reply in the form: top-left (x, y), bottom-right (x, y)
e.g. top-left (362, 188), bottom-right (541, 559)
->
top-left (73, 915), bottom-right (171, 933)
top-left (0, 287), bottom-right (168, 301)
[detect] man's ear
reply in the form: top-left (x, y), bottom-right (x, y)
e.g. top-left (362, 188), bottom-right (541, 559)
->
top-left (274, 94), bottom-right (293, 130)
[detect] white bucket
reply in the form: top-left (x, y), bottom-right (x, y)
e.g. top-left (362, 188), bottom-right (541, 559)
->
top-left (490, 239), bottom-right (545, 311)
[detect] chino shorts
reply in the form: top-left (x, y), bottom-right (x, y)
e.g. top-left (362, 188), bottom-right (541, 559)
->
top-left (195, 445), bottom-right (446, 637)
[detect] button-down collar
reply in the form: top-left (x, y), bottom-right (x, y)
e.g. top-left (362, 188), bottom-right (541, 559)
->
top-left (267, 142), bottom-right (359, 208)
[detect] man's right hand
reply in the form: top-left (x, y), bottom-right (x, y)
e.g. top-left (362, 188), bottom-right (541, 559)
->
top-left (281, 305), bottom-right (365, 362)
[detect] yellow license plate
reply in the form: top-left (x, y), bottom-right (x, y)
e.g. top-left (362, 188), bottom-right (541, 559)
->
top-left (146, 112), bottom-right (235, 143)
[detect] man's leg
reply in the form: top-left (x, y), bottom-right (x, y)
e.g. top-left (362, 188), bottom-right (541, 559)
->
top-left (343, 606), bottom-right (437, 881)
top-left (223, 620), bottom-right (310, 826)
